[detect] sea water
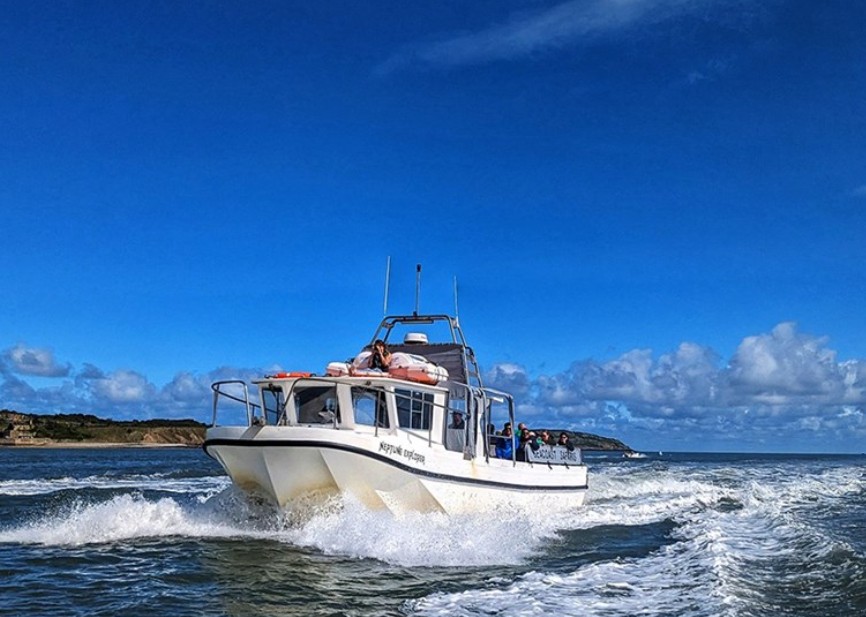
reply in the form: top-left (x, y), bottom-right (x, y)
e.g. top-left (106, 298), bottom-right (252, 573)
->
top-left (1, 448), bottom-right (864, 616)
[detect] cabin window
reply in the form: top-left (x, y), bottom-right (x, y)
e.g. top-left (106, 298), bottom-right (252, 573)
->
top-left (352, 387), bottom-right (388, 428)
top-left (261, 386), bottom-right (285, 425)
top-left (444, 395), bottom-right (468, 452)
top-left (395, 389), bottom-right (433, 430)
top-left (294, 386), bottom-right (339, 424)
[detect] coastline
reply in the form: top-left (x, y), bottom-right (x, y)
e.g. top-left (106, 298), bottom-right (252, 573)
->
top-left (0, 440), bottom-right (200, 449)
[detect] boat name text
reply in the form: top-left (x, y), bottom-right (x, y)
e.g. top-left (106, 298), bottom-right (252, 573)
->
top-left (379, 442), bottom-right (426, 465)
top-left (526, 445), bottom-right (582, 465)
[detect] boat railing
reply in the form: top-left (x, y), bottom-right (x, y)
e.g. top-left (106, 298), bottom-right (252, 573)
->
top-left (211, 375), bottom-right (530, 465)
top-left (211, 380), bottom-right (259, 427)
top-left (476, 386), bottom-right (515, 464)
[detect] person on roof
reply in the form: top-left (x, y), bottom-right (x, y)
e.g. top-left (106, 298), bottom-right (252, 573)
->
top-left (369, 339), bottom-right (392, 371)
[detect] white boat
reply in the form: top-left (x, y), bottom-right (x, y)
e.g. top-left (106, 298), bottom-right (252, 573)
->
top-left (204, 313), bottom-right (588, 515)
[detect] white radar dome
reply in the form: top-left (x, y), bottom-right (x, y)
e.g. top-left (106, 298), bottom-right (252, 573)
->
top-left (404, 332), bottom-right (428, 345)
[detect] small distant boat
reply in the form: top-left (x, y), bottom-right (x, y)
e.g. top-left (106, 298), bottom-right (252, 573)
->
top-left (623, 451), bottom-right (647, 459)
top-left (204, 311), bottom-right (588, 515)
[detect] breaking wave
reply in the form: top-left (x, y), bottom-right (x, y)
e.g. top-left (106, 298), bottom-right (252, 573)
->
top-left (2, 453), bottom-right (864, 616)
top-left (407, 461), bottom-right (866, 616)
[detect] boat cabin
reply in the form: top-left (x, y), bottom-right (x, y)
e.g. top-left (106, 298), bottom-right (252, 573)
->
top-left (212, 314), bottom-right (511, 460)
top-left (255, 375), bottom-right (476, 455)
top-left (210, 313), bottom-right (581, 466)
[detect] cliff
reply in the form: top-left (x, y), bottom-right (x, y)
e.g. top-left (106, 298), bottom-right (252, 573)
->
top-left (557, 430), bottom-right (631, 451)
top-left (0, 410), bottom-right (205, 446)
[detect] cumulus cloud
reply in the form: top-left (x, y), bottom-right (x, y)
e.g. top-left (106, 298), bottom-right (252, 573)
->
top-left (483, 322), bottom-right (866, 449)
top-left (485, 362), bottom-right (532, 396)
top-left (89, 370), bottom-right (157, 404)
top-left (728, 322), bottom-right (843, 401)
top-left (1, 322), bottom-right (864, 450)
top-left (0, 343), bottom-right (270, 420)
top-left (2, 344), bottom-right (72, 378)
top-left (0, 373), bottom-right (37, 402)
top-left (377, 0), bottom-right (741, 74)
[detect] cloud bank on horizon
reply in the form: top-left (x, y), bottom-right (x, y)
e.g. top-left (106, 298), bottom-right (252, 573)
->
top-left (376, 0), bottom-right (758, 74)
top-left (3, 322), bottom-right (864, 452)
top-left (485, 323), bottom-right (866, 450)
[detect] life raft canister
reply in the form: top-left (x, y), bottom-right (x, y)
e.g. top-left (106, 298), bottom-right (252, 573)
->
top-left (269, 371), bottom-right (313, 379)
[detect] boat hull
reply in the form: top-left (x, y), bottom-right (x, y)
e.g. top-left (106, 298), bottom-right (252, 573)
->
top-left (205, 426), bottom-right (588, 515)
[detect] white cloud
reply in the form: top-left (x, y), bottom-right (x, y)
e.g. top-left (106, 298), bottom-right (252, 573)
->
top-left (727, 322), bottom-right (847, 401)
top-left (162, 372), bottom-right (210, 403)
top-left (485, 362), bottom-right (532, 396)
top-left (481, 322), bottom-right (866, 448)
top-left (0, 359), bottom-right (268, 420)
top-left (1, 322), bottom-right (864, 450)
top-left (2, 344), bottom-right (71, 377)
top-left (0, 374), bottom-right (37, 402)
top-left (377, 0), bottom-right (735, 74)
top-left (90, 370), bottom-right (157, 404)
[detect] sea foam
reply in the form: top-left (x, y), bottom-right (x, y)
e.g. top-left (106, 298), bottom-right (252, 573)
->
top-left (0, 473), bottom-right (230, 497)
top-left (407, 460), bottom-right (866, 616)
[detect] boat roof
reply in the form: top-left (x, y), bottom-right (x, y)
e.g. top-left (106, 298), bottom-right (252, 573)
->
top-left (369, 313), bottom-right (481, 389)
top-left (253, 314), bottom-right (484, 393)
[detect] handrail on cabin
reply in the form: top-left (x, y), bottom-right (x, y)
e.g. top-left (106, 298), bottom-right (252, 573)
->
top-left (211, 380), bottom-right (257, 427)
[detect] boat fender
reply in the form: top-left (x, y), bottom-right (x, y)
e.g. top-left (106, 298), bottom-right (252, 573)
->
top-left (326, 362), bottom-right (351, 377)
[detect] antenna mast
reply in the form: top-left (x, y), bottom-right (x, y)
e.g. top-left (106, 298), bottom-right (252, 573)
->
top-left (414, 264), bottom-right (421, 316)
top-left (383, 256), bottom-right (391, 316)
top-left (453, 276), bottom-right (460, 322)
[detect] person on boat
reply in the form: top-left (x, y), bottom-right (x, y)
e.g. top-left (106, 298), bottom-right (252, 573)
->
top-left (557, 432), bottom-right (575, 452)
top-left (540, 430), bottom-right (552, 445)
top-left (449, 411), bottom-right (465, 429)
top-left (369, 339), bottom-right (392, 371)
top-left (495, 423), bottom-right (516, 460)
top-left (516, 422), bottom-right (528, 439)
top-left (516, 430), bottom-right (542, 462)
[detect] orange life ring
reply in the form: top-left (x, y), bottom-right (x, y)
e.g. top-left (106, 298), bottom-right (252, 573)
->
top-left (270, 371), bottom-right (313, 379)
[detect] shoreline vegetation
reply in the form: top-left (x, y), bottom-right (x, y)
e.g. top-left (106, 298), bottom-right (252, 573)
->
top-left (0, 409), bottom-right (632, 451)
top-left (1, 410), bottom-right (206, 448)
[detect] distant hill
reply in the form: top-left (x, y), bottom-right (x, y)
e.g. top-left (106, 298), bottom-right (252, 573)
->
top-left (1, 409), bottom-right (631, 451)
top-left (554, 430), bottom-right (631, 451)
top-left (0, 410), bottom-right (205, 446)
top-left (520, 428), bottom-right (630, 451)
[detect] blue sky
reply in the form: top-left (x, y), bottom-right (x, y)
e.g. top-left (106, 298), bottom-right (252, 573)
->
top-left (2, 1), bottom-right (865, 453)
